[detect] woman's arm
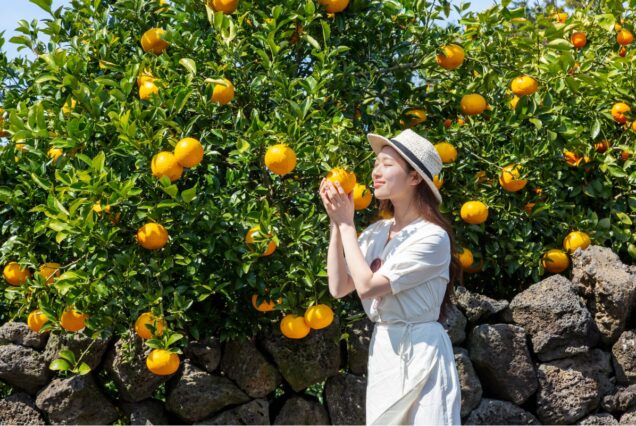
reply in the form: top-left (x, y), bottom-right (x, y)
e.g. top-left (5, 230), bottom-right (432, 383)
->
top-left (327, 221), bottom-right (355, 299)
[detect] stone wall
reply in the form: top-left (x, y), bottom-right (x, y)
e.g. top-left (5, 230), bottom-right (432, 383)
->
top-left (0, 245), bottom-right (635, 425)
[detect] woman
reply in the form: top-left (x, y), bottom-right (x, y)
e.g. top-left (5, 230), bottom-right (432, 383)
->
top-left (319, 128), bottom-right (462, 425)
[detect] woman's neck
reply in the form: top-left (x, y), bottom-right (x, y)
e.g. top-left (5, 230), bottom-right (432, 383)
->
top-left (391, 197), bottom-right (421, 229)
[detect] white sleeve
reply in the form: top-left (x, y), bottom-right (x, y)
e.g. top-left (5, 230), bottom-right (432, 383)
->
top-left (376, 230), bottom-right (451, 295)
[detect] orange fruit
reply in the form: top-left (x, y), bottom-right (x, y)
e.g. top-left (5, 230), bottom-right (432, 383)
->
top-left (434, 142), bottom-right (457, 163)
top-left (174, 137), bottom-right (204, 168)
top-left (457, 248), bottom-right (474, 271)
top-left (443, 118), bottom-right (452, 128)
top-left (264, 144), bottom-right (297, 175)
top-left (207, 0), bottom-right (238, 13)
top-left (27, 310), bottom-right (49, 333)
top-left (523, 202), bottom-right (536, 214)
top-left (563, 231), bottom-right (591, 254)
top-left (15, 143), bottom-right (26, 152)
top-left (140, 28), bottom-right (168, 54)
top-left (135, 312), bottom-right (165, 339)
top-left (62, 98), bottom-right (76, 114)
top-left (510, 96), bottom-right (520, 109)
top-left (611, 102), bottom-right (630, 123)
top-left (139, 80), bottom-right (159, 101)
top-left (571, 32), bottom-right (587, 48)
top-left (280, 314), bottom-right (311, 339)
top-left (378, 209), bottom-right (393, 220)
top-left (3, 262), bottom-right (30, 286)
top-left (554, 12), bottom-right (567, 23)
top-left (38, 262), bottom-right (61, 285)
top-left (92, 202), bottom-right (111, 215)
top-left (212, 78), bottom-right (234, 105)
top-left (617, 28), bottom-right (634, 45)
top-left (435, 44), bottom-right (465, 70)
top-left (319, 0), bottom-right (349, 13)
top-left (137, 69), bottom-right (156, 88)
top-left (245, 225), bottom-right (277, 256)
top-left (326, 167), bottom-right (356, 194)
top-left (47, 147), bottom-right (63, 161)
top-left (563, 150), bottom-right (580, 166)
top-left (621, 150), bottom-right (633, 160)
top-left (615, 23), bottom-right (622, 31)
top-left (457, 117), bottom-right (465, 126)
top-left (510, 75), bottom-right (538, 96)
top-left (304, 304), bottom-right (334, 330)
top-left (146, 349), bottom-right (180, 375)
top-left (403, 109), bottom-right (427, 127)
top-left (594, 140), bottom-right (610, 153)
top-left (251, 294), bottom-right (281, 312)
top-left (541, 249), bottom-right (570, 273)
top-left (460, 201), bottom-right (488, 225)
top-left (460, 94), bottom-right (487, 115)
top-left (619, 46), bottom-right (627, 57)
top-left (474, 170), bottom-right (488, 183)
top-left (151, 151), bottom-right (183, 182)
top-left (433, 175), bottom-right (443, 189)
top-left (498, 164), bottom-right (528, 192)
top-left (353, 183), bottom-right (372, 210)
top-left (60, 308), bottom-right (88, 332)
top-left (137, 223), bottom-right (169, 250)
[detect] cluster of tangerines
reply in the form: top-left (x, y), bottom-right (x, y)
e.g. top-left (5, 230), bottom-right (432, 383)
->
top-left (252, 295), bottom-right (335, 339)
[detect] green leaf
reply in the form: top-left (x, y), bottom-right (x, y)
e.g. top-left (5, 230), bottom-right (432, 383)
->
top-left (182, 185), bottom-right (198, 203)
top-left (49, 358), bottom-right (71, 371)
top-left (162, 184), bottom-right (179, 198)
top-left (590, 119), bottom-right (601, 139)
top-left (30, 0), bottom-right (52, 13)
top-left (166, 333), bottom-right (184, 346)
top-left (58, 350), bottom-right (77, 363)
top-left (547, 39), bottom-right (572, 50)
top-left (303, 34), bottom-right (321, 50)
top-left (616, 212), bottom-right (632, 225)
top-left (179, 58), bottom-right (197, 75)
top-left (76, 362), bottom-right (92, 375)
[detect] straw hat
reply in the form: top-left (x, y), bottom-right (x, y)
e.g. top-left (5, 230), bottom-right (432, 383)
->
top-left (367, 129), bottom-right (443, 204)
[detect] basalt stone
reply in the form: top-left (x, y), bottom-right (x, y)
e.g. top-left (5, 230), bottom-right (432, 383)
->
top-left (465, 398), bottom-right (540, 425)
top-left (35, 374), bottom-right (119, 425)
top-left (509, 274), bottom-right (599, 361)
top-left (347, 317), bottom-right (373, 376)
top-left (120, 399), bottom-right (169, 425)
top-left (576, 412), bottom-right (619, 425)
top-left (0, 392), bottom-right (46, 425)
top-left (454, 286), bottom-right (509, 323)
top-left (0, 322), bottom-right (48, 350)
top-left (324, 373), bottom-right (365, 425)
top-left (165, 361), bottom-right (250, 423)
top-left (620, 406), bottom-right (636, 425)
top-left (258, 315), bottom-right (340, 392)
top-left (194, 398), bottom-right (270, 425)
top-left (104, 335), bottom-right (172, 402)
top-left (467, 323), bottom-right (537, 405)
top-left (220, 338), bottom-right (281, 398)
top-left (184, 337), bottom-right (221, 373)
top-left (440, 303), bottom-right (467, 345)
top-left (0, 344), bottom-right (50, 394)
top-left (43, 332), bottom-right (110, 371)
top-left (602, 384), bottom-right (636, 414)
top-left (612, 330), bottom-right (636, 385)
top-left (273, 395), bottom-right (330, 425)
top-left (571, 246), bottom-right (636, 344)
top-left (453, 347), bottom-right (482, 419)
top-left (536, 349), bottom-right (614, 424)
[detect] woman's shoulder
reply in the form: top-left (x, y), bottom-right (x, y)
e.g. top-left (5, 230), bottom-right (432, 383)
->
top-left (413, 219), bottom-right (450, 241)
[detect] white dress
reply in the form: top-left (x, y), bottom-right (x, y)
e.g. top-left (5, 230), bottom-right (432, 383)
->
top-left (351, 217), bottom-right (462, 425)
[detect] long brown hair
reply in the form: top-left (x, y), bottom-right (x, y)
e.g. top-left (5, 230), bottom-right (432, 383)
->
top-left (376, 163), bottom-right (463, 323)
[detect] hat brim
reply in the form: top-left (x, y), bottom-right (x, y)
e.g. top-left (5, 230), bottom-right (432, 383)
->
top-left (367, 133), bottom-right (443, 205)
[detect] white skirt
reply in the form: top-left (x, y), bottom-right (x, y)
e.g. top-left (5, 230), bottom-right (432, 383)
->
top-left (366, 321), bottom-right (462, 425)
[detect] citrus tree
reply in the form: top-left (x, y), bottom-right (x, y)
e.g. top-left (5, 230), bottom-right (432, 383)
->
top-left (0, 0), bottom-right (634, 372)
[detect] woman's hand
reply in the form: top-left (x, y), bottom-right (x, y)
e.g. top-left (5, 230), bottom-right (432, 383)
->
top-left (319, 178), bottom-right (355, 227)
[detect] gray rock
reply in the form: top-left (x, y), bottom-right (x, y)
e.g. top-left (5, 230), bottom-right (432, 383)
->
top-left (577, 412), bottom-right (619, 425)
top-left (258, 315), bottom-right (340, 392)
top-left (620, 406), bottom-right (636, 425)
top-left (43, 332), bottom-right (110, 371)
top-left (273, 396), bottom-right (330, 425)
top-left (0, 393), bottom-right (46, 425)
top-left (220, 338), bottom-right (281, 398)
top-left (35, 374), bottom-right (119, 425)
top-left (509, 274), bottom-right (599, 361)
top-left (120, 399), bottom-right (169, 425)
top-left (602, 385), bottom-right (636, 414)
top-left (0, 322), bottom-right (48, 350)
top-left (455, 286), bottom-right (509, 323)
top-left (453, 347), bottom-right (482, 418)
top-left (536, 349), bottom-right (614, 424)
top-left (104, 336), bottom-right (172, 402)
top-left (467, 323), bottom-right (537, 405)
top-left (439, 303), bottom-right (467, 345)
top-left (194, 398), bottom-right (270, 425)
top-left (347, 317), bottom-right (373, 376)
top-left (184, 337), bottom-right (221, 373)
top-left (465, 398), bottom-right (540, 424)
top-left (165, 361), bottom-right (250, 422)
top-left (324, 373), bottom-right (365, 425)
top-left (0, 344), bottom-right (50, 394)
top-left (612, 330), bottom-right (636, 385)
top-left (571, 246), bottom-right (636, 345)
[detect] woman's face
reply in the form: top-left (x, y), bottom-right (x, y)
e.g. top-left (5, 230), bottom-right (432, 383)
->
top-left (371, 146), bottom-right (421, 201)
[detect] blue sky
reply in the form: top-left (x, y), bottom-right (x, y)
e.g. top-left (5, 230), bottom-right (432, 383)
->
top-left (1, 0), bottom-right (496, 60)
